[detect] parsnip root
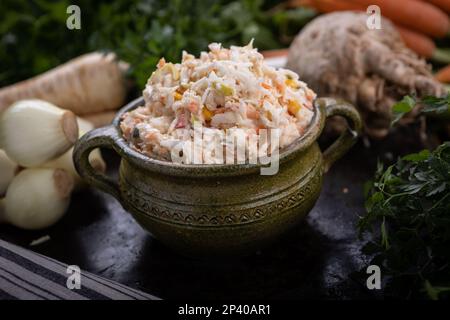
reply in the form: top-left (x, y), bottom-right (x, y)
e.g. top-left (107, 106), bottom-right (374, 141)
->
top-left (0, 52), bottom-right (129, 115)
top-left (83, 110), bottom-right (117, 128)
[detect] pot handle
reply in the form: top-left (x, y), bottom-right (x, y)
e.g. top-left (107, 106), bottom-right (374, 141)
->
top-left (317, 98), bottom-right (362, 172)
top-left (73, 125), bottom-right (121, 200)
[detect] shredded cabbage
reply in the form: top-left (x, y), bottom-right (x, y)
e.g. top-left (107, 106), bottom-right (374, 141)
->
top-left (121, 42), bottom-right (316, 163)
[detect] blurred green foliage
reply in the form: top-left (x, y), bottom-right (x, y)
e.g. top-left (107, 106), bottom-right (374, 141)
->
top-left (0, 0), bottom-right (316, 88)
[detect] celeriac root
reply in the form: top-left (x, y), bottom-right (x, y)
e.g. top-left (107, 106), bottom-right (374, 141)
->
top-left (287, 12), bottom-right (445, 139)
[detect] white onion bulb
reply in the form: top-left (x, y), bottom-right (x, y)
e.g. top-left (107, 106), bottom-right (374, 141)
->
top-left (0, 149), bottom-right (18, 196)
top-left (1, 168), bottom-right (74, 230)
top-left (0, 99), bottom-right (79, 167)
top-left (42, 117), bottom-right (106, 189)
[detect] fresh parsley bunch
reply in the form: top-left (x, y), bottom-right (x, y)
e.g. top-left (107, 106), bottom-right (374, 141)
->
top-left (360, 142), bottom-right (450, 299)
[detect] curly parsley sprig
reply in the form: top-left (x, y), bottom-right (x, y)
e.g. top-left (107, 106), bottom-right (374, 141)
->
top-left (360, 142), bottom-right (450, 299)
top-left (391, 93), bottom-right (450, 125)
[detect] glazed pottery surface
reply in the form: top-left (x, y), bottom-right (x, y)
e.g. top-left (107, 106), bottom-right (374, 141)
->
top-left (73, 97), bottom-right (362, 256)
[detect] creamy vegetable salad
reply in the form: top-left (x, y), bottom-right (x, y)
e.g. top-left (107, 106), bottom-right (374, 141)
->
top-left (120, 42), bottom-right (316, 163)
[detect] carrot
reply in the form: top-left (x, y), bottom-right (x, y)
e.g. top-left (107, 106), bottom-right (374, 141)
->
top-left (396, 26), bottom-right (436, 58)
top-left (0, 52), bottom-right (129, 115)
top-left (261, 49), bottom-right (289, 58)
top-left (261, 82), bottom-right (272, 90)
top-left (435, 64), bottom-right (450, 82)
top-left (346, 0), bottom-right (450, 38)
top-left (295, 0), bottom-right (450, 62)
top-left (298, 0), bottom-right (450, 37)
top-left (424, 0), bottom-right (450, 14)
top-left (246, 105), bottom-right (260, 119)
top-left (396, 26), bottom-right (450, 63)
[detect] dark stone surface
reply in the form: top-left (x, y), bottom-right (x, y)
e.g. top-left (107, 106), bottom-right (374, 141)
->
top-left (0, 140), bottom-right (411, 299)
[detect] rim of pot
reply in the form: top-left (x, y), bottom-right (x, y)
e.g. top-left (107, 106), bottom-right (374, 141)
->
top-left (110, 97), bottom-right (325, 177)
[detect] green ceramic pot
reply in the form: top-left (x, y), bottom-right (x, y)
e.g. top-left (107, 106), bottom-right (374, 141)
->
top-left (73, 97), bottom-right (362, 256)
